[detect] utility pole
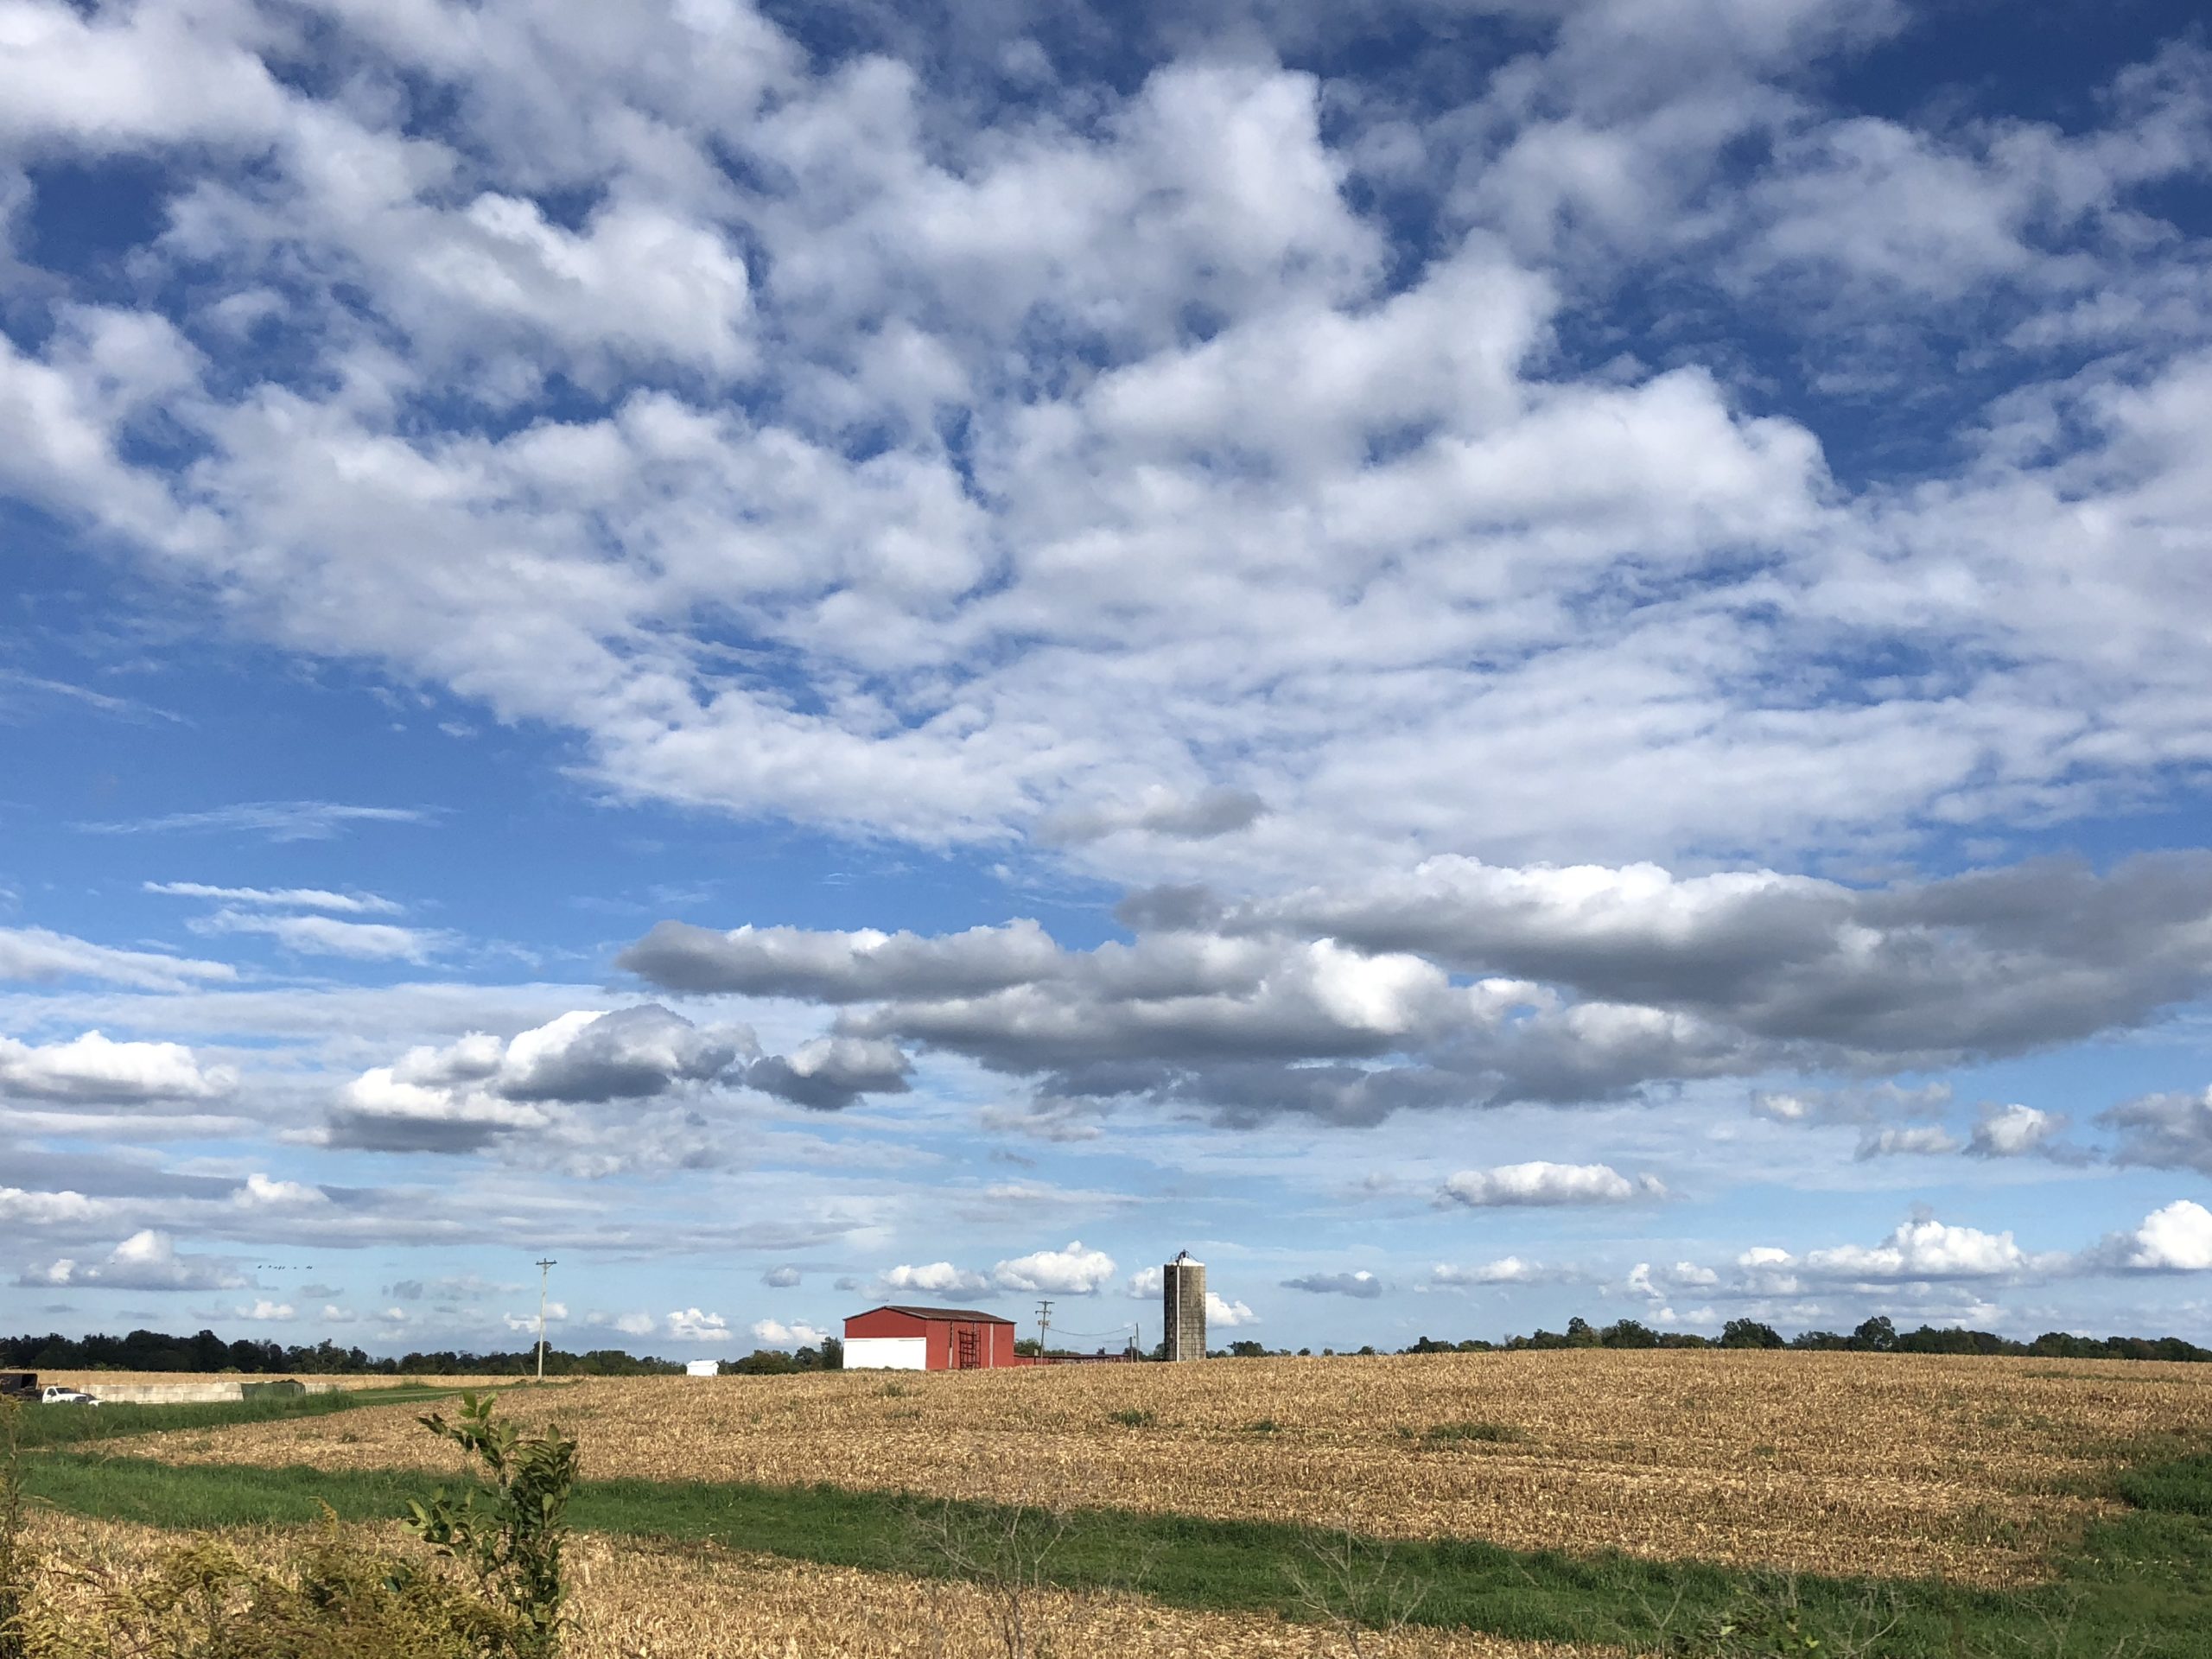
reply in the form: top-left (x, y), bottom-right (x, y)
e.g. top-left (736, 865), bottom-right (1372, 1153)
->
top-left (1035, 1299), bottom-right (1053, 1359)
top-left (534, 1258), bottom-right (557, 1381)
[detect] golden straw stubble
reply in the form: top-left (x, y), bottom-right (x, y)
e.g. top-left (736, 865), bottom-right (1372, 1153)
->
top-left (130, 1350), bottom-right (2212, 1585)
top-left (25, 1512), bottom-right (1618, 1659)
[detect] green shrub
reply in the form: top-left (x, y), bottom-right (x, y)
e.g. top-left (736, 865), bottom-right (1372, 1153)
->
top-left (405, 1394), bottom-right (578, 1659)
top-left (1105, 1408), bottom-right (1155, 1428)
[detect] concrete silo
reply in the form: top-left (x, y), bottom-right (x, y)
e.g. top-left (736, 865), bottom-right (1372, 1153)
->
top-left (1161, 1250), bottom-right (1206, 1362)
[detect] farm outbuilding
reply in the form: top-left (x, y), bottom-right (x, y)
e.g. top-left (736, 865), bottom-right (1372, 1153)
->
top-left (842, 1305), bottom-right (1018, 1370)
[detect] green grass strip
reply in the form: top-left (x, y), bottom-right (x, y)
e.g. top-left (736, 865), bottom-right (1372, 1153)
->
top-left (8, 1384), bottom-right (474, 1451)
top-left (23, 1451), bottom-right (2212, 1656)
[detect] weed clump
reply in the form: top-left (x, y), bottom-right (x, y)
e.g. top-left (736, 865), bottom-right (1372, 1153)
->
top-left (19, 1526), bottom-right (514, 1659)
top-left (0, 1392), bottom-right (575, 1659)
top-left (1421, 1421), bottom-right (1529, 1446)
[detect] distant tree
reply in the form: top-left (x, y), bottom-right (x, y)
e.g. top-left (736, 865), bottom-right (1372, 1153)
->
top-left (822, 1336), bottom-right (844, 1370)
top-left (1014, 1338), bottom-right (1043, 1357)
top-left (1565, 1316), bottom-right (1600, 1348)
top-left (1599, 1319), bottom-right (1658, 1349)
top-left (1850, 1316), bottom-right (1897, 1352)
top-left (732, 1348), bottom-right (797, 1375)
top-left (1719, 1319), bottom-right (1784, 1350)
top-left (1228, 1339), bottom-right (1268, 1358)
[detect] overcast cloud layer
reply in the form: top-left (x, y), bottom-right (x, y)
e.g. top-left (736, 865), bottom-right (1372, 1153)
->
top-left (2, 0), bottom-right (2210, 1355)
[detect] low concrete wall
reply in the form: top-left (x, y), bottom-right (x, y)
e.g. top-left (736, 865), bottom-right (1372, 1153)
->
top-left (82, 1381), bottom-right (246, 1405)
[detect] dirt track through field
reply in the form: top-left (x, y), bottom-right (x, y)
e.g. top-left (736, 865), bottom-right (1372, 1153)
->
top-left (126, 1351), bottom-right (2212, 1584)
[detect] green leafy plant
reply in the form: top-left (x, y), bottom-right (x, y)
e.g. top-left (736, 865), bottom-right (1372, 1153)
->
top-left (1105, 1408), bottom-right (1155, 1428)
top-left (404, 1394), bottom-right (577, 1658)
top-left (1647, 1575), bottom-right (1902, 1658)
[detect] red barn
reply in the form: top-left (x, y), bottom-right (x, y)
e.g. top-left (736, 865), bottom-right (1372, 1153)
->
top-left (842, 1305), bottom-right (1018, 1371)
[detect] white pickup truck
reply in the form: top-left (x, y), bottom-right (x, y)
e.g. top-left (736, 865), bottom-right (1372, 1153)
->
top-left (37, 1385), bottom-right (98, 1406)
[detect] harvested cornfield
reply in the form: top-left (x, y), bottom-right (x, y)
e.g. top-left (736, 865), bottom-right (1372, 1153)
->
top-left (21, 1512), bottom-right (1615, 1659)
top-left (29, 1372), bottom-right (505, 1393)
top-left (128, 1351), bottom-right (2212, 1585)
top-left (121, 1353), bottom-right (2212, 1592)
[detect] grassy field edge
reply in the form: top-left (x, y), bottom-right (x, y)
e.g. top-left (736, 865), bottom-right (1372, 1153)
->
top-left (4, 1383), bottom-right (487, 1451)
top-left (24, 1446), bottom-right (2212, 1656)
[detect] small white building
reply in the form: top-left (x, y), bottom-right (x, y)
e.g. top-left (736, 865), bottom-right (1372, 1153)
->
top-left (684, 1358), bottom-right (719, 1377)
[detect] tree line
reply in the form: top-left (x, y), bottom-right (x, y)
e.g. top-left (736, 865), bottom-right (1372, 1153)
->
top-left (1399, 1314), bottom-right (2212, 1361)
top-left (0, 1327), bottom-right (843, 1376)
top-left (8, 1319), bottom-right (2202, 1374)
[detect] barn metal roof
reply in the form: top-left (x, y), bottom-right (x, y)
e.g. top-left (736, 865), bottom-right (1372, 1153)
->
top-left (855, 1304), bottom-right (1017, 1325)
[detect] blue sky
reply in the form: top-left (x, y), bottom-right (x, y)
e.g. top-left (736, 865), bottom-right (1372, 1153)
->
top-left (3, 0), bottom-right (2212, 1358)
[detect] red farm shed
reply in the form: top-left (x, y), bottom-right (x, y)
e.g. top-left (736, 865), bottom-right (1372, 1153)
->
top-left (842, 1305), bottom-right (1018, 1371)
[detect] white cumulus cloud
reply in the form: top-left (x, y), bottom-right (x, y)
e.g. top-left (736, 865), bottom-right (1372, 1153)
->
top-left (1440, 1161), bottom-right (1656, 1207)
top-left (0, 1032), bottom-right (233, 1104)
top-left (664, 1308), bottom-right (733, 1343)
top-left (1206, 1292), bottom-right (1258, 1328)
top-left (326, 1006), bottom-right (753, 1153)
top-left (750, 1318), bottom-right (828, 1348)
top-left (1967, 1103), bottom-right (2069, 1159)
top-left (24, 1230), bottom-right (245, 1292)
top-left (991, 1241), bottom-right (1118, 1294)
top-left (2098, 1199), bottom-right (2212, 1273)
top-left (879, 1262), bottom-right (993, 1298)
top-left (1433, 1255), bottom-right (1572, 1287)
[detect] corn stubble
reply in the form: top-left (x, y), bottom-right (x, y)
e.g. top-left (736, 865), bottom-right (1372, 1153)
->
top-left (23, 1514), bottom-right (1607, 1659)
top-left (130, 1351), bottom-right (2212, 1585)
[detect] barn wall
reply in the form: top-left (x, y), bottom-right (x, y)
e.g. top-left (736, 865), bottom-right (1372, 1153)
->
top-left (845, 1309), bottom-right (926, 1341)
top-left (928, 1321), bottom-right (1017, 1370)
top-left (842, 1309), bottom-right (1018, 1371)
top-left (844, 1336), bottom-right (928, 1370)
